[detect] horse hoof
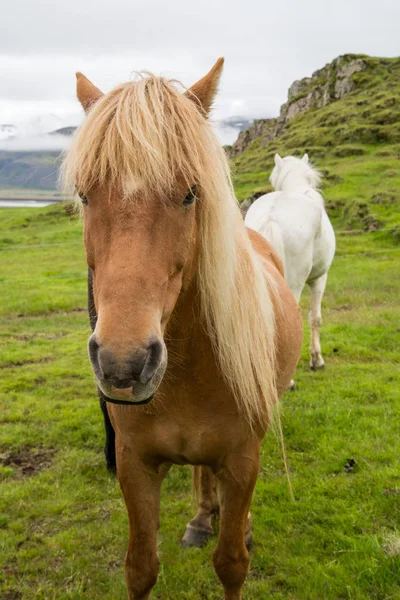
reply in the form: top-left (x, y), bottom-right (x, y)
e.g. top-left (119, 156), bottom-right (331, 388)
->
top-left (287, 379), bottom-right (296, 391)
top-left (181, 525), bottom-right (213, 548)
top-left (310, 354), bottom-right (325, 370)
top-left (310, 361), bottom-right (325, 371)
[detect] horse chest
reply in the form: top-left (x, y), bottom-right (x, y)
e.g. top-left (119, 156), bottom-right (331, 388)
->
top-left (151, 417), bottom-right (233, 465)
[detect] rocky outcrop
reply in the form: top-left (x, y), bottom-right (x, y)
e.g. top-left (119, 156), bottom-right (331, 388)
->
top-left (335, 59), bottom-right (366, 98)
top-left (239, 190), bottom-right (270, 216)
top-left (232, 118), bottom-right (278, 154)
top-left (282, 56), bottom-right (366, 119)
top-left (231, 55), bottom-right (366, 155)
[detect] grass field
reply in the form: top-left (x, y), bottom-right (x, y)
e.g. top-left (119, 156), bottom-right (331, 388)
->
top-left (1, 204), bottom-right (400, 599)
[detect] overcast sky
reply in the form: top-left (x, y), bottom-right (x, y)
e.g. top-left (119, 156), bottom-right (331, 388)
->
top-left (1, 0), bottom-right (399, 135)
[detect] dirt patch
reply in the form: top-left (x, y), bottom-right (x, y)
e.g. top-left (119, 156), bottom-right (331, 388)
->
top-left (14, 332), bottom-right (69, 341)
top-left (384, 488), bottom-right (400, 496)
top-left (2, 592), bottom-right (22, 600)
top-left (60, 374), bottom-right (86, 381)
top-left (382, 533), bottom-right (400, 557)
top-left (16, 308), bottom-right (86, 319)
top-left (0, 448), bottom-right (56, 478)
top-left (108, 559), bottom-right (123, 572)
top-left (331, 304), bottom-right (353, 312)
top-left (0, 357), bottom-right (53, 370)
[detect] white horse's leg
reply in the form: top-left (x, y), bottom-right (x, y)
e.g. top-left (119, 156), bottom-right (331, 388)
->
top-left (287, 285), bottom-right (303, 390)
top-left (308, 273), bottom-right (328, 370)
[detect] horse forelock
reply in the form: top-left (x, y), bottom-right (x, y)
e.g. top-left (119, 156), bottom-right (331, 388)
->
top-left (61, 73), bottom-right (277, 427)
top-left (62, 75), bottom-right (211, 199)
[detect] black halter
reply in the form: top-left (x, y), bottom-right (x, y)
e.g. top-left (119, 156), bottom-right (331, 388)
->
top-left (105, 394), bottom-right (154, 406)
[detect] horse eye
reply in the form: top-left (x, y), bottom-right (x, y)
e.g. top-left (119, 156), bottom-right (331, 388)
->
top-left (183, 186), bottom-right (197, 207)
top-left (75, 187), bottom-right (88, 205)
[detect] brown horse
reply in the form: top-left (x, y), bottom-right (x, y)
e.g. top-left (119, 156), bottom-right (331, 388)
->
top-left (62, 59), bottom-right (302, 600)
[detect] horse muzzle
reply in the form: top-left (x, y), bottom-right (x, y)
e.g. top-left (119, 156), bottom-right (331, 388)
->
top-left (88, 333), bottom-right (167, 405)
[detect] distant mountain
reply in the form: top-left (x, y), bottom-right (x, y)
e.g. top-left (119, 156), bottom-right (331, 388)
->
top-left (0, 151), bottom-right (60, 190)
top-left (21, 114), bottom-right (65, 137)
top-left (0, 116), bottom-right (73, 150)
top-left (0, 117), bottom-right (252, 189)
top-left (49, 126), bottom-right (77, 137)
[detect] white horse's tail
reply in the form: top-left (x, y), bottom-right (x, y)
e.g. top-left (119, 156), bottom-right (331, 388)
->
top-left (259, 218), bottom-right (286, 275)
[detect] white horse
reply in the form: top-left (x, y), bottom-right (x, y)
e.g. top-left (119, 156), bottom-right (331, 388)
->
top-left (245, 153), bottom-right (335, 373)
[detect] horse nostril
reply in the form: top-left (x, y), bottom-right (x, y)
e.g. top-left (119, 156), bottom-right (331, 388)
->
top-left (88, 334), bottom-right (102, 374)
top-left (98, 348), bottom-right (120, 381)
top-left (139, 340), bottom-right (163, 384)
top-left (88, 335), bottom-right (99, 356)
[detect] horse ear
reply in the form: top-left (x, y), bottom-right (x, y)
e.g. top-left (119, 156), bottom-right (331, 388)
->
top-left (302, 153), bottom-right (309, 164)
top-left (76, 72), bottom-right (104, 112)
top-left (186, 58), bottom-right (224, 116)
top-left (274, 153), bottom-right (283, 168)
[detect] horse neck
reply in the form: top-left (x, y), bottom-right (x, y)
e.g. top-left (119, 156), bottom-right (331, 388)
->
top-left (166, 278), bottom-right (210, 361)
top-left (280, 174), bottom-right (312, 194)
top-left (280, 177), bottom-right (323, 204)
top-left (163, 278), bottom-right (224, 396)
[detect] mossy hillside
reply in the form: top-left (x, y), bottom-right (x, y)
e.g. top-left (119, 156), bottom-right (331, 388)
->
top-left (232, 56), bottom-right (400, 233)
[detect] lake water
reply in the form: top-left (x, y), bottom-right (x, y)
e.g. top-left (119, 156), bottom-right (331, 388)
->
top-left (0, 200), bottom-right (58, 208)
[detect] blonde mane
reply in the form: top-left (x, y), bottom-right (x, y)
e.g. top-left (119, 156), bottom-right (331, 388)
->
top-left (61, 74), bottom-right (277, 426)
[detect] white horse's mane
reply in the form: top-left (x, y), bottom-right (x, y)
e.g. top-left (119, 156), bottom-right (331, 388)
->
top-left (270, 153), bottom-right (321, 192)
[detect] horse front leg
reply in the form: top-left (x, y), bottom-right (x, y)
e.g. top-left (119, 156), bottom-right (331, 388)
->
top-left (182, 465), bottom-right (219, 547)
top-left (213, 448), bottom-right (260, 600)
top-left (308, 273), bottom-right (328, 370)
top-left (116, 442), bottom-right (169, 600)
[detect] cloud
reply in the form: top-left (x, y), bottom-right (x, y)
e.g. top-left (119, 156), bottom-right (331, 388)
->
top-left (1, 0), bottom-right (400, 130)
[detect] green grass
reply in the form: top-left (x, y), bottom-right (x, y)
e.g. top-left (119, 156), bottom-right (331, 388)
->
top-left (0, 205), bottom-right (399, 599)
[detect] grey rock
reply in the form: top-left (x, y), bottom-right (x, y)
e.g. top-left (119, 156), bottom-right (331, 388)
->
top-left (240, 197), bottom-right (254, 216)
top-left (334, 59), bottom-right (366, 99)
